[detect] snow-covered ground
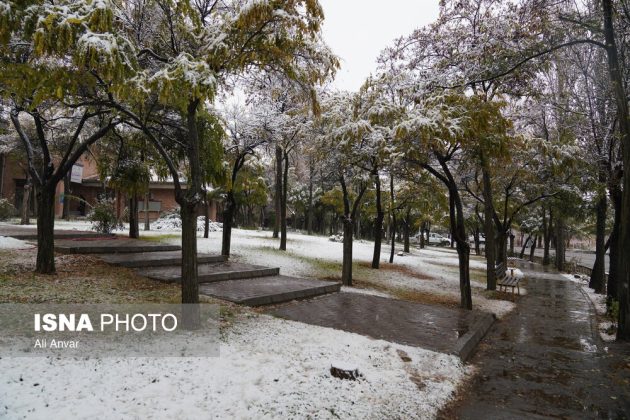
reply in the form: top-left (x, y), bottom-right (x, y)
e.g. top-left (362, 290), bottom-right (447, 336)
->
top-left (187, 229), bottom-right (515, 318)
top-left (0, 220), bottom-right (515, 317)
top-left (0, 314), bottom-right (468, 419)
top-left (0, 236), bottom-right (35, 250)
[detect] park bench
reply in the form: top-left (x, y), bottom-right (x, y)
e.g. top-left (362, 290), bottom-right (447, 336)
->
top-left (496, 261), bottom-right (520, 296)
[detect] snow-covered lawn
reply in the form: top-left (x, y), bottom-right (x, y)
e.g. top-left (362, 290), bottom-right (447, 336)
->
top-left (185, 228), bottom-right (515, 318)
top-left (0, 221), bottom-right (509, 418)
top-left (0, 220), bottom-right (516, 317)
top-left (0, 313), bottom-right (468, 419)
top-left (0, 236), bottom-right (35, 250)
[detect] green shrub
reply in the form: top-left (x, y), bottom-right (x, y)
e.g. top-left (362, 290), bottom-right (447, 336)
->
top-left (89, 198), bottom-right (122, 234)
top-left (0, 198), bottom-right (16, 220)
top-left (608, 299), bottom-right (620, 321)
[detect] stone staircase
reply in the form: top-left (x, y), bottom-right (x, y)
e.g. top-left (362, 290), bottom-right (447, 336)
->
top-left (33, 232), bottom-right (340, 307)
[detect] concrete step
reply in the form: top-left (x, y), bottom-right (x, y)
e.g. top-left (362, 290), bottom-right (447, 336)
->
top-left (54, 238), bottom-right (181, 254)
top-left (199, 276), bottom-right (341, 306)
top-left (0, 225), bottom-right (115, 240)
top-left (96, 251), bottom-right (227, 268)
top-left (137, 261), bottom-right (280, 283)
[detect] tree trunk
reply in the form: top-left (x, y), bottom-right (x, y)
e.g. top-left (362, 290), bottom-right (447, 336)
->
top-left (389, 174), bottom-right (396, 263)
top-left (307, 161), bottom-right (314, 235)
top-left (555, 218), bottom-right (566, 271)
top-left (509, 232), bottom-right (515, 257)
top-left (342, 217), bottom-right (354, 286)
top-left (608, 181), bottom-right (622, 304)
top-left (20, 175), bottom-right (31, 225)
top-left (35, 186), bottom-right (56, 274)
top-left (178, 100), bottom-right (202, 329)
top-left (481, 164), bottom-right (497, 290)
top-left (602, 0), bottom-right (630, 340)
top-left (128, 195), bottom-right (139, 239)
top-left (62, 174), bottom-right (70, 220)
top-left (496, 228), bottom-right (508, 267)
top-left (280, 151), bottom-right (288, 251)
top-left (589, 191), bottom-right (607, 293)
top-left (180, 202), bottom-right (200, 328)
top-left (371, 172), bottom-right (384, 268)
top-left (421, 222), bottom-right (428, 248)
top-left (221, 191), bottom-right (235, 257)
top-left (403, 207), bottom-right (411, 253)
top-left (273, 146), bottom-right (282, 239)
top-left (543, 207), bottom-right (553, 265)
top-left (519, 235), bottom-right (530, 259)
top-left (144, 192), bottom-right (150, 231)
top-left (529, 235), bottom-right (537, 262)
top-left (203, 197), bottom-right (209, 239)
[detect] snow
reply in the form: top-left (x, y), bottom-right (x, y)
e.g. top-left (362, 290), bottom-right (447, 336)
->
top-left (0, 314), bottom-right (468, 419)
top-left (184, 229), bottom-right (514, 318)
top-left (562, 273), bottom-right (615, 342)
top-left (150, 214), bottom-right (223, 232)
top-left (0, 236), bottom-right (34, 250)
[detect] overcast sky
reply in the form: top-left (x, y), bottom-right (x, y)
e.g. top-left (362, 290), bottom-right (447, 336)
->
top-left (319, 1), bottom-right (440, 92)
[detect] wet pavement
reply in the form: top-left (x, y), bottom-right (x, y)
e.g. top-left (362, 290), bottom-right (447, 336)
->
top-left (271, 293), bottom-right (491, 354)
top-left (447, 261), bottom-right (630, 419)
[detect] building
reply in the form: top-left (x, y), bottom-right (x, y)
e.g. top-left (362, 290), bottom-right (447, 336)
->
top-left (0, 152), bottom-right (218, 221)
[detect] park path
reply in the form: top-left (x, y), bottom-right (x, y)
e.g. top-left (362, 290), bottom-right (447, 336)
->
top-left (446, 261), bottom-right (630, 419)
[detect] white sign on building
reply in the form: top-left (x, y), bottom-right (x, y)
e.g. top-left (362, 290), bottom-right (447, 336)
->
top-left (70, 164), bottom-right (83, 183)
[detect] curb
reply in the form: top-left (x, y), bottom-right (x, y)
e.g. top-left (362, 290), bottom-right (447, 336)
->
top-left (451, 313), bottom-right (496, 362)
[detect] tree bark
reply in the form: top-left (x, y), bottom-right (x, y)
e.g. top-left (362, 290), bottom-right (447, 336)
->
top-left (389, 174), bottom-right (396, 263)
top-left (555, 218), bottom-right (566, 271)
top-left (589, 191), bottom-right (607, 293)
top-left (307, 160), bottom-right (314, 235)
top-left (342, 216), bottom-right (354, 286)
top-left (20, 175), bottom-right (31, 225)
top-left (273, 145), bottom-right (282, 239)
top-left (519, 235), bottom-right (530, 259)
top-left (280, 151), bottom-right (289, 251)
top-left (62, 174), bottom-right (70, 220)
top-left (602, 0), bottom-right (630, 340)
top-left (177, 100), bottom-right (203, 329)
top-left (128, 195), bottom-right (139, 238)
top-left (608, 180), bottom-right (622, 304)
top-left (180, 202), bottom-right (200, 328)
top-left (543, 207), bottom-right (553, 265)
top-left (481, 163), bottom-right (497, 290)
top-left (221, 190), bottom-right (236, 257)
top-left (203, 196), bottom-right (209, 238)
top-left (403, 207), bottom-right (411, 253)
top-left (371, 171), bottom-right (384, 268)
top-left (35, 186), bottom-right (56, 274)
top-left (144, 192), bottom-right (150, 231)
top-left (529, 235), bottom-right (538, 262)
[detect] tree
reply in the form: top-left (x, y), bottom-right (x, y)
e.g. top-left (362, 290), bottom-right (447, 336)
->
top-left (220, 104), bottom-right (269, 256)
top-left (97, 0), bottom-right (336, 328)
top-left (1, 1), bottom-right (124, 273)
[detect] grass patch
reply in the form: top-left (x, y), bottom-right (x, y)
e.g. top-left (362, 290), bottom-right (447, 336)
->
top-left (351, 277), bottom-right (460, 307)
top-left (140, 234), bottom-right (181, 242)
top-left (358, 261), bottom-right (436, 281)
top-left (0, 249), bottom-right (181, 304)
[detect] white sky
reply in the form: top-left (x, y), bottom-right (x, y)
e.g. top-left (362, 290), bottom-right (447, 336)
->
top-left (319, 0), bottom-right (440, 92)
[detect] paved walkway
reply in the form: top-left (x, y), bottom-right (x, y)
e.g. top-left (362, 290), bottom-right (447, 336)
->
top-left (271, 293), bottom-right (493, 355)
top-left (447, 261), bottom-right (630, 419)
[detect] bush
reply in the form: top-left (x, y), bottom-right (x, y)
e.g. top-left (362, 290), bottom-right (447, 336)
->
top-left (0, 198), bottom-right (16, 220)
top-left (89, 198), bottom-right (122, 234)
